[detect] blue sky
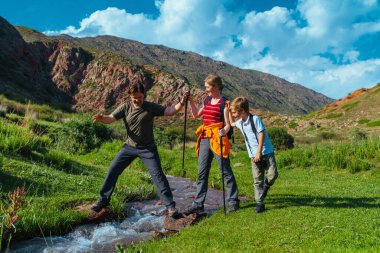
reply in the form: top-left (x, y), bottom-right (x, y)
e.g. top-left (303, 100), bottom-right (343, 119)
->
top-left (1, 0), bottom-right (379, 99)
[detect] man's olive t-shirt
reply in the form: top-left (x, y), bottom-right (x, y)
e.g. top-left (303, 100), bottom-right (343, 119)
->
top-left (111, 101), bottom-right (166, 148)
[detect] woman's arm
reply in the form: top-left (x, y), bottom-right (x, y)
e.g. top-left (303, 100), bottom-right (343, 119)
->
top-left (219, 106), bottom-right (231, 136)
top-left (92, 114), bottom-right (116, 124)
top-left (188, 96), bottom-right (203, 118)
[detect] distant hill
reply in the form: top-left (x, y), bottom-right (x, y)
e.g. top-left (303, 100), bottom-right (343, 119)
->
top-left (0, 16), bottom-right (333, 115)
top-left (262, 84), bottom-right (380, 138)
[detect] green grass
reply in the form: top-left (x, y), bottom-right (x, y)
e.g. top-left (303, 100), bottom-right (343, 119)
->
top-left (0, 118), bottom-right (156, 245)
top-left (277, 138), bottom-right (379, 173)
top-left (367, 120), bottom-right (380, 127)
top-left (321, 113), bottom-right (344, 119)
top-left (1, 106), bottom-right (379, 252)
top-left (341, 101), bottom-right (359, 111)
top-left (128, 168), bottom-right (380, 252)
top-left (358, 119), bottom-right (371, 124)
top-left (288, 120), bottom-right (298, 129)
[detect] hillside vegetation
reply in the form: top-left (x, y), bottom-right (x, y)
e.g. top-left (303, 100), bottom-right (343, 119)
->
top-left (0, 98), bottom-right (379, 252)
top-left (248, 83), bottom-right (380, 146)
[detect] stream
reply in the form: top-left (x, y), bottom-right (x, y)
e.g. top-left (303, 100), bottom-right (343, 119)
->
top-left (8, 176), bottom-right (232, 253)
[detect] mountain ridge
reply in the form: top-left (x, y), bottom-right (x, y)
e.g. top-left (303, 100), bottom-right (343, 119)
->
top-left (0, 17), bottom-right (333, 115)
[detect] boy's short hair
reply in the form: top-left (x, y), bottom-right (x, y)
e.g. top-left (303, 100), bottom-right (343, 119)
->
top-left (205, 74), bottom-right (224, 91)
top-left (231, 96), bottom-right (249, 113)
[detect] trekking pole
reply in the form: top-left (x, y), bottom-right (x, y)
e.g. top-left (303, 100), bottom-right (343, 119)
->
top-left (182, 89), bottom-right (189, 177)
top-left (220, 133), bottom-right (226, 215)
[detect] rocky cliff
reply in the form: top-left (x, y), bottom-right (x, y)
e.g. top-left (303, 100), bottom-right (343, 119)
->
top-left (0, 17), bottom-right (333, 114)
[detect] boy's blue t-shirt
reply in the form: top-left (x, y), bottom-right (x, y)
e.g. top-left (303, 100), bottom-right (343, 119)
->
top-left (235, 115), bottom-right (274, 158)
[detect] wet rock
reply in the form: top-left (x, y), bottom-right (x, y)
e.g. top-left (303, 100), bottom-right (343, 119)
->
top-left (152, 230), bottom-right (178, 238)
top-left (163, 213), bottom-right (199, 231)
top-left (89, 207), bottom-right (118, 223)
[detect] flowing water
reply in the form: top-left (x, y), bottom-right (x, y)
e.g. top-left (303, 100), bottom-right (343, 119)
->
top-left (8, 176), bottom-right (234, 253)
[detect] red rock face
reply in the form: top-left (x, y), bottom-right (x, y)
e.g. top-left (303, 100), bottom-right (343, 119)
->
top-left (0, 17), bottom-right (201, 112)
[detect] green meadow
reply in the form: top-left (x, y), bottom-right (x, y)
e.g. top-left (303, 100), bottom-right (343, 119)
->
top-left (0, 100), bottom-right (379, 252)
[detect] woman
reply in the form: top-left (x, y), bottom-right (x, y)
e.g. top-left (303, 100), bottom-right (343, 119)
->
top-left (186, 74), bottom-right (240, 214)
top-left (91, 83), bottom-right (188, 217)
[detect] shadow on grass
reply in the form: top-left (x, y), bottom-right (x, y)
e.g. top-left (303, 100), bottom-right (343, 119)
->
top-left (3, 152), bottom-right (101, 176)
top-left (30, 152), bottom-right (101, 176)
top-left (269, 194), bottom-right (380, 209)
top-left (0, 170), bottom-right (50, 195)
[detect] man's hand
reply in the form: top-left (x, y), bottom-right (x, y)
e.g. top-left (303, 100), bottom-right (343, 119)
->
top-left (92, 114), bottom-right (103, 122)
top-left (92, 114), bottom-right (116, 124)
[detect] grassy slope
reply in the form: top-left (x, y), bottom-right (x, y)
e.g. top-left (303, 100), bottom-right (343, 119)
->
top-left (1, 98), bottom-right (379, 251)
top-left (130, 164), bottom-right (380, 252)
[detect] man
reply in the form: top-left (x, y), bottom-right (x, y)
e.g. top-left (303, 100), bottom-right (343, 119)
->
top-left (91, 83), bottom-right (188, 217)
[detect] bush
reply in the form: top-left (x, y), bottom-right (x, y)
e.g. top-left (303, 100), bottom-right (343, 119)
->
top-left (53, 116), bottom-right (113, 154)
top-left (43, 149), bottom-right (72, 171)
top-left (0, 105), bottom-right (6, 118)
top-left (276, 138), bottom-right (379, 173)
top-left (318, 131), bottom-right (336, 140)
top-left (154, 126), bottom-right (193, 149)
top-left (0, 153), bottom-right (3, 169)
top-left (0, 120), bottom-right (49, 155)
top-left (267, 127), bottom-right (294, 150)
top-left (353, 129), bottom-right (367, 140)
top-left (288, 120), bottom-right (298, 129)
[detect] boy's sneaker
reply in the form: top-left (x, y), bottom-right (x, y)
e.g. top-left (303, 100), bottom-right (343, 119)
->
top-left (227, 204), bottom-right (240, 214)
top-left (184, 205), bottom-right (204, 215)
top-left (167, 207), bottom-right (179, 218)
top-left (91, 201), bottom-right (109, 212)
top-left (254, 204), bottom-right (265, 213)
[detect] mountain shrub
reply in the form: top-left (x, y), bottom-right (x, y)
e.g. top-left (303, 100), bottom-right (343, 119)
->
top-left (53, 116), bottom-right (113, 154)
top-left (0, 120), bottom-right (48, 155)
top-left (267, 127), bottom-right (294, 150)
top-left (318, 131), bottom-right (336, 140)
top-left (0, 105), bottom-right (6, 118)
top-left (353, 129), bottom-right (367, 140)
top-left (154, 127), bottom-right (182, 149)
top-left (288, 120), bottom-right (298, 129)
top-left (154, 126), bottom-right (195, 149)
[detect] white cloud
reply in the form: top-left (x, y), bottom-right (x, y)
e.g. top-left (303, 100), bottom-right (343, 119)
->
top-left (44, 0), bottom-right (380, 99)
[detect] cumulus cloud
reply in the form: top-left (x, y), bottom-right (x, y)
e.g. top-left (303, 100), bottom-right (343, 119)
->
top-left (44, 0), bottom-right (380, 99)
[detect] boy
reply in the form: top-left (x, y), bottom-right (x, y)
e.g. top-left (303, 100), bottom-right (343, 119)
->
top-left (230, 96), bottom-right (278, 213)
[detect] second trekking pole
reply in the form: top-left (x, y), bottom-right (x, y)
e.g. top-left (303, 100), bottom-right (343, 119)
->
top-left (182, 92), bottom-right (189, 177)
top-left (220, 134), bottom-right (226, 215)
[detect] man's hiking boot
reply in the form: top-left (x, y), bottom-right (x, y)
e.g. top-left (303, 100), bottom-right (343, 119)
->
top-left (227, 204), bottom-right (240, 214)
top-left (185, 205), bottom-right (204, 215)
top-left (167, 207), bottom-right (179, 218)
top-left (91, 201), bottom-right (109, 212)
top-left (254, 204), bottom-right (265, 213)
